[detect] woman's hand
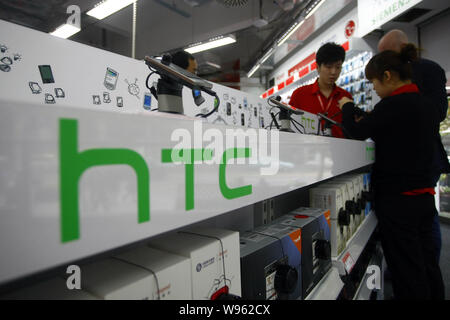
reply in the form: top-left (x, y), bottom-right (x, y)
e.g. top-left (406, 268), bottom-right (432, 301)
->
top-left (338, 97), bottom-right (354, 109)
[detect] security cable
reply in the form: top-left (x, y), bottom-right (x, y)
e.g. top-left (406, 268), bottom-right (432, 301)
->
top-left (291, 120), bottom-right (304, 134)
top-left (269, 111), bottom-right (281, 130)
top-left (195, 94), bottom-right (221, 118)
top-left (290, 118), bottom-right (306, 134)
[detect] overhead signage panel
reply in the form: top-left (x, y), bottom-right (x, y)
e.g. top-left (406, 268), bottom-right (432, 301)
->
top-left (358, 0), bottom-right (423, 37)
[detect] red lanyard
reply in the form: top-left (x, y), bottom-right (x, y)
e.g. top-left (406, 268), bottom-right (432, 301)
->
top-left (317, 94), bottom-right (334, 114)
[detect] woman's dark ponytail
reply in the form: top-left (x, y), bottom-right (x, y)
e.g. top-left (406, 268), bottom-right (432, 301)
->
top-left (399, 43), bottom-right (418, 63)
top-left (365, 44), bottom-right (417, 82)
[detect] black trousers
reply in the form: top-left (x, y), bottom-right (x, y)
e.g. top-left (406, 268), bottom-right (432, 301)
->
top-left (375, 193), bottom-right (445, 300)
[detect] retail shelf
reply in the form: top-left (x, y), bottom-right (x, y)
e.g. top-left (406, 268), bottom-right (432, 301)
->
top-left (0, 101), bottom-right (374, 285)
top-left (304, 267), bottom-right (344, 300)
top-left (305, 211), bottom-right (378, 300)
top-left (333, 212), bottom-right (378, 276)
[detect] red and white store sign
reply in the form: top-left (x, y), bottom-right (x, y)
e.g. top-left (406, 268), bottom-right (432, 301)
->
top-left (345, 20), bottom-right (356, 38)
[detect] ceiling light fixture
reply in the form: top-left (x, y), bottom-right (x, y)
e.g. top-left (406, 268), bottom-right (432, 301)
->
top-left (247, 63), bottom-right (261, 78)
top-left (50, 23), bottom-right (81, 39)
top-left (87, 0), bottom-right (136, 20)
top-left (260, 47), bottom-right (275, 64)
top-left (185, 35), bottom-right (236, 54)
top-left (305, 0), bottom-right (325, 20)
top-left (277, 20), bottom-right (305, 47)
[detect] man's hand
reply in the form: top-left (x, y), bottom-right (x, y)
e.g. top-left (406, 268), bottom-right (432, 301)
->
top-left (338, 97), bottom-right (354, 109)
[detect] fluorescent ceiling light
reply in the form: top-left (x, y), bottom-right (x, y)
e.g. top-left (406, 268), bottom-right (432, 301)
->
top-left (260, 48), bottom-right (275, 64)
top-left (87, 0), bottom-right (136, 20)
top-left (185, 35), bottom-right (236, 54)
top-left (305, 0), bottom-right (325, 20)
top-left (277, 20), bottom-right (305, 47)
top-left (50, 24), bottom-right (81, 39)
top-left (247, 63), bottom-right (261, 78)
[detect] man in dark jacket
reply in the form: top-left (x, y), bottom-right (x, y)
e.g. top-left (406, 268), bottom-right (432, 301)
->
top-left (378, 29), bottom-right (450, 264)
top-left (378, 30), bottom-right (448, 121)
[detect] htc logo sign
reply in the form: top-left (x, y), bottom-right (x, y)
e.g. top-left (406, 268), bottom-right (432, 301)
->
top-left (59, 119), bottom-right (254, 243)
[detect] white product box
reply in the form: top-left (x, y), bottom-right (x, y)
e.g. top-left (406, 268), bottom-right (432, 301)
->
top-left (80, 258), bottom-right (155, 300)
top-left (333, 176), bottom-right (363, 228)
top-left (148, 228), bottom-right (241, 300)
top-left (323, 181), bottom-right (356, 239)
top-left (115, 246), bottom-right (192, 300)
top-left (348, 173), bottom-right (367, 220)
top-left (0, 277), bottom-right (98, 300)
top-left (309, 187), bottom-right (349, 257)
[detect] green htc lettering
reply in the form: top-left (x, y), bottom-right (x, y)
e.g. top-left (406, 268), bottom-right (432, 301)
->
top-left (161, 149), bottom-right (213, 211)
top-left (59, 119), bottom-right (150, 243)
top-left (219, 148), bottom-right (253, 199)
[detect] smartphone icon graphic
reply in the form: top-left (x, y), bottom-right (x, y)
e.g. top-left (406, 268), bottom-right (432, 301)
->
top-left (226, 102), bottom-right (231, 116)
top-left (143, 93), bottom-right (152, 110)
top-left (117, 96), bottom-right (123, 108)
top-left (104, 67), bottom-right (119, 90)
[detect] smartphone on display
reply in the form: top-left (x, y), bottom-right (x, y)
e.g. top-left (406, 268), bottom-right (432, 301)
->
top-left (104, 67), bottom-right (119, 90)
top-left (226, 102), bottom-right (231, 116)
top-left (260, 117), bottom-right (265, 128)
top-left (241, 113), bottom-right (245, 126)
top-left (143, 93), bottom-right (152, 110)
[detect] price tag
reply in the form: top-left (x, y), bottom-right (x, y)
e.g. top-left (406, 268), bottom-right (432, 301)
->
top-left (342, 252), bottom-right (355, 273)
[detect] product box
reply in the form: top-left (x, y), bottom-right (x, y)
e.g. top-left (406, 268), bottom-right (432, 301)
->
top-left (76, 258), bottom-right (156, 300)
top-left (274, 209), bottom-right (332, 298)
top-left (322, 181), bottom-right (357, 238)
top-left (362, 173), bottom-right (372, 216)
top-left (310, 186), bottom-right (349, 257)
top-left (115, 246), bottom-right (192, 300)
top-left (240, 223), bottom-right (302, 300)
top-left (347, 174), bottom-right (367, 222)
top-left (148, 227), bottom-right (241, 300)
top-left (0, 277), bottom-right (98, 300)
top-left (331, 176), bottom-right (363, 229)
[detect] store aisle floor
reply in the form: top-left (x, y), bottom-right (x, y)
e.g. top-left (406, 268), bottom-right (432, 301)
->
top-left (440, 221), bottom-right (450, 300)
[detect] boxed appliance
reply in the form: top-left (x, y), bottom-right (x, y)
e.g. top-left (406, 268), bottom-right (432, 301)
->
top-left (274, 209), bottom-right (332, 298)
top-left (347, 174), bottom-right (367, 222)
top-left (0, 277), bottom-right (98, 300)
top-left (78, 258), bottom-right (156, 299)
top-left (310, 186), bottom-right (350, 257)
top-left (115, 246), bottom-right (192, 299)
top-left (148, 227), bottom-right (241, 300)
top-left (331, 176), bottom-right (363, 230)
top-left (240, 223), bottom-right (302, 300)
top-left (322, 181), bottom-right (357, 238)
